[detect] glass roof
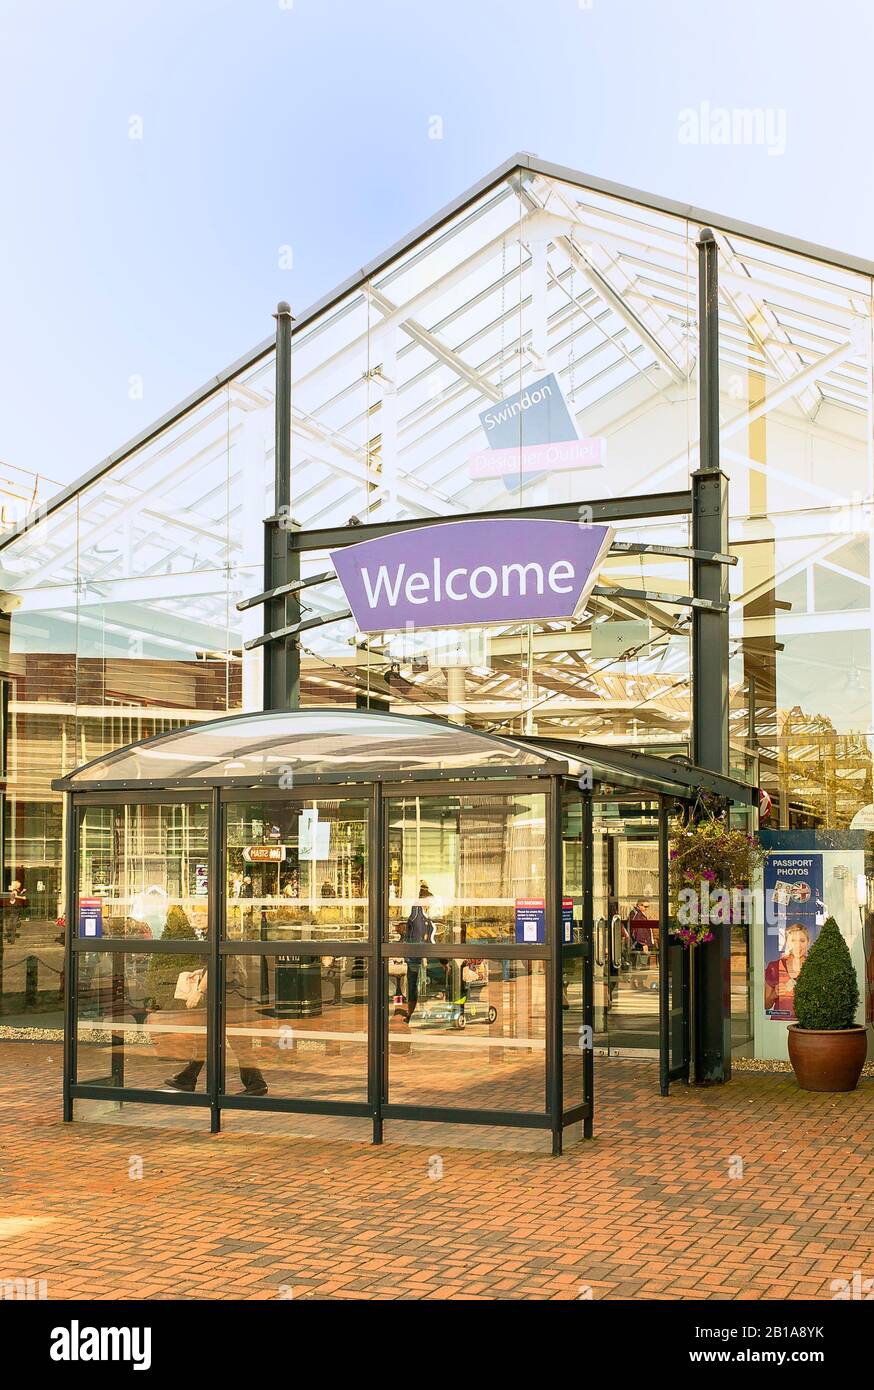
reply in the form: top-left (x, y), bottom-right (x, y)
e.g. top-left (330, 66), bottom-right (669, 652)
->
top-left (54, 707), bottom-right (753, 798)
top-left (6, 153), bottom-right (874, 798)
top-left (56, 709), bottom-right (565, 787)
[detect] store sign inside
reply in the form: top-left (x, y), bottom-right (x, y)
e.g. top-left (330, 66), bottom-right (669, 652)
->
top-left (331, 518), bottom-right (612, 634)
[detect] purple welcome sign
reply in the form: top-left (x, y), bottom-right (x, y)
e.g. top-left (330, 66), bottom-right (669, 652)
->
top-left (330, 518), bottom-right (613, 634)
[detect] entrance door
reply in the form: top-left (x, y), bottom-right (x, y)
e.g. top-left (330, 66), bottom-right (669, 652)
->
top-left (592, 798), bottom-right (661, 1057)
top-left (381, 784), bottom-right (552, 1139)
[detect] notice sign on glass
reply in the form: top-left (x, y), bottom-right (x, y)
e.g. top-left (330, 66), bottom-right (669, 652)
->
top-left (562, 897), bottom-right (575, 944)
top-left (298, 809), bottom-right (331, 862)
top-left (515, 897), bottom-right (545, 944)
top-left (79, 897), bottom-right (103, 939)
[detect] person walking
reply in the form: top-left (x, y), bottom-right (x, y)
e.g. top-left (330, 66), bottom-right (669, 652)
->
top-left (402, 882), bottom-right (435, 1019)
top-left (164, 960), bottom-right (268, 1095)
top-left (5, 879), bottom-right (27, 944)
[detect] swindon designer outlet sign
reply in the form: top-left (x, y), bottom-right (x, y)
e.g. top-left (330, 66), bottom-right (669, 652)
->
top-left (330, 518), bottom-right (613, 634)
top-left (469, 372), bottom-right (605, 486)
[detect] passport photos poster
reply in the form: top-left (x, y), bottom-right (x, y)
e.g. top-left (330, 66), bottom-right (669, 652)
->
top-left (763, 852), bottom-right (825, 1021)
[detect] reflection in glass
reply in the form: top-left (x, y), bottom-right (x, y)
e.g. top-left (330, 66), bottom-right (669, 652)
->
top-left (224, 955), bottom-right (367, 1101)
top-left (562, 789), bottom-right (584, 943)
top-left (561, 787), bottom-right (586, 1111)
top-left (225, 799), bottom-right (368, 942)
top-left (78, 803), bottom-right (210, 940)
top-left (386, 792), bottom-right (546, 945)
top-left (592, 800), bottom-right (660, 1053)
top-left (730, 924), bottom-right (753, 1052)
top-left (562, 950), bottom-right (585, 1109)
top-left (387, 959), bottom-right (546, 1112)
top-left (76, 950), bottom-right (208, 1091)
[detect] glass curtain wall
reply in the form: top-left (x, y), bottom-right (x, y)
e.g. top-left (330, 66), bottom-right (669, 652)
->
top-left (0, 356), bottom-right (275, 1032)
top-left (5, 158), bottom-right (874, 1052)
top-left (293, 174), bottom-right (697, 749)
top-left (710, 233), bottom-right (874, 828)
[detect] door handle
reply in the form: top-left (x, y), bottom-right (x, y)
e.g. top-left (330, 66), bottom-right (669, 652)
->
top-left (611, 919), bottom-right (623, 971)
top-left (595, 920), bottom-right (605, 967)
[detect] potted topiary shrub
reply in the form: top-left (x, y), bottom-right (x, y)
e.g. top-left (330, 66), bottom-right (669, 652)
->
top-left (788, 917), bottom-right (867, 1092)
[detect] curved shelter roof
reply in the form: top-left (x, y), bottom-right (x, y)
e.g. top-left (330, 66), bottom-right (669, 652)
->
top-left (53, 708), bottom-right (757, 801)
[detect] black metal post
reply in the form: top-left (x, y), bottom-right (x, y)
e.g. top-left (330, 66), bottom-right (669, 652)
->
top-left (62, 792), bottom-right (76, 1121)
top-left (691, 476), bottom-right (729, 771)
top-left (370, 782), bottom-right (384, 1144)
top-left (0, 793), bottom-right (5, 1012)
top-left (582, 792), bottom-right (594, 1139)
top-left (548, 777), bottom-right (563, 1155)
top-left (263, 302), bottom-right (300, 712)
top-left (692, 229), bottom-right (732, 1085)
top-left (208, 786), bottom-right (222, 1133)
top-left (658, 797), bottom-right (670, 1095)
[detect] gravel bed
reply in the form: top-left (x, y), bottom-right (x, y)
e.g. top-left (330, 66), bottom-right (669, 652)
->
top-left (732, 1055), bottom-right (874, 1077)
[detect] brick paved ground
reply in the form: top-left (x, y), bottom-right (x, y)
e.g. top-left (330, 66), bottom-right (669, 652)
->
top-left (0, 1042), bottom-right (871, 1300)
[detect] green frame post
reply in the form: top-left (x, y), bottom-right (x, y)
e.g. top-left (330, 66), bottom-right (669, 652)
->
top-left (692, 229), bottom-right (732, 1084)
top-left (263, 302), bottom-right (300, 712)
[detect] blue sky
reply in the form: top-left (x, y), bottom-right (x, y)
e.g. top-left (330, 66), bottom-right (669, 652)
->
top-left (1, 0), bottom-right (872, 486)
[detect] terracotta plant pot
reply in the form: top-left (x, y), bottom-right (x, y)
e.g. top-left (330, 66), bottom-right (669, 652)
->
top-left (787, 1025), bottom-right (867, 1093)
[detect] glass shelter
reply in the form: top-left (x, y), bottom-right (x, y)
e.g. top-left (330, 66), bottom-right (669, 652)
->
top-left (56, 709), bottom-right (755, 1151)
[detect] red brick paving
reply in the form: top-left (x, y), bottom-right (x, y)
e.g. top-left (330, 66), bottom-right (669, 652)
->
top-left (0, 1042), bottom-right (871, 1300)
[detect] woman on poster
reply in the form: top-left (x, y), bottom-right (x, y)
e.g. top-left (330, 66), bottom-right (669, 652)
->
top-left (764, 921), bottom-right (811, 1019)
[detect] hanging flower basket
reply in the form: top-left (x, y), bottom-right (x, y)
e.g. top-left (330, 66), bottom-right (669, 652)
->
top-left (669, 800), bottom-right (764, 948)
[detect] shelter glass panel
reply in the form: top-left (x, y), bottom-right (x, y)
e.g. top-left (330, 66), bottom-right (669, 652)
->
top-left (78, 802), bottom-right (210, 941)
top-left (386, 789), bottom-right (547, 946)
top-left (386, 958), bottom-right (547, 1112)
top-left (75, 948), bottom-right (209, 1092)
top-left (225, 797), bottom-right (369, 943)
top-left (223, 953), bottom-right (368, 1102)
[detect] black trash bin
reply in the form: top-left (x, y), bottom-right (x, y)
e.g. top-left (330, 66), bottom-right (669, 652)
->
top-left (274, 955), bottom-right (323, 1018)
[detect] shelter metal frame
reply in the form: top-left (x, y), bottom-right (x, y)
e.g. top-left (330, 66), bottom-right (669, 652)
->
top-left (58, 710), bottom-right (754, 1153)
